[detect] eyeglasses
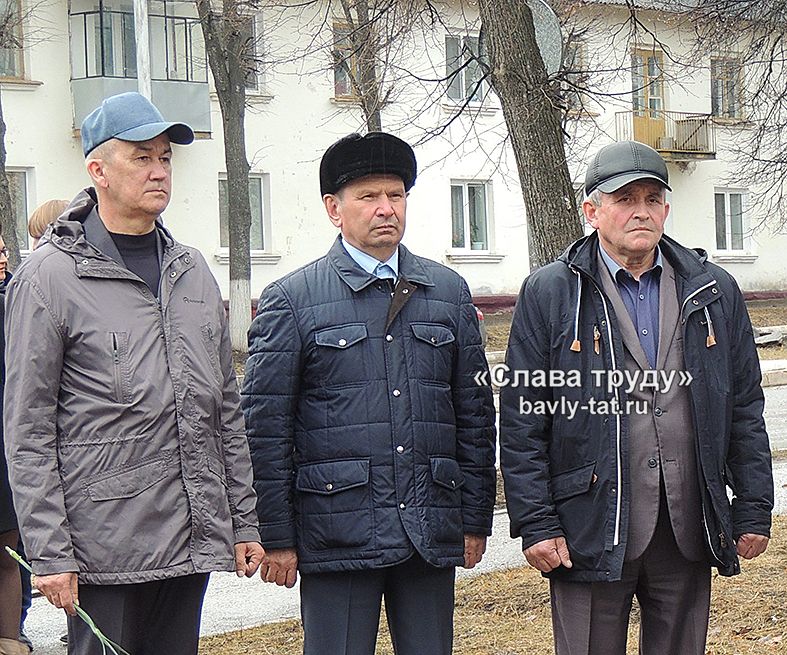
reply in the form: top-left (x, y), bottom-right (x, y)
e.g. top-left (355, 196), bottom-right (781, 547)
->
top-left (0, 248), bottom-right (8, 258)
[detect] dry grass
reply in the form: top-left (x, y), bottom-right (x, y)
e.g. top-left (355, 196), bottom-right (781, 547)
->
top-left (200, 517), bottom-right (787, 655)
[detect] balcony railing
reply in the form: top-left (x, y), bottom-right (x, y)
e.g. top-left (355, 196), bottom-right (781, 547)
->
top-left (615, 110), bottom-right (716, 161)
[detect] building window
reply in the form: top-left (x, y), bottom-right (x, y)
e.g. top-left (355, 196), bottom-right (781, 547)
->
top-left (218, 175), bottom-right (267, 251)
top-left (711, 58), bottom-right (742, 119)
top-left (631, 49), bottom-right (664, 115)
top-left (451, 181), bottom-right (489, 250)
top-left (332, 24), bottom-right (358, 98)
top-left (6, 170), bottom-right (29, 250)
top-left (241, 13), bottom-right (263, 92)
top-left (0, 0), bottom-right (24, 79)
top-left (714, 189), bottom-right (746, 251)
top-left (562, 39), bottom-right (588, 113)
top-left (446, 35), bottom-right (486, 103)
top-left (70, 0), bottom-right (206, 82)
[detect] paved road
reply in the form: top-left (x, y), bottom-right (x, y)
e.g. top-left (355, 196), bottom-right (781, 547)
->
top-left (19, 384), bottom-right (787, 654)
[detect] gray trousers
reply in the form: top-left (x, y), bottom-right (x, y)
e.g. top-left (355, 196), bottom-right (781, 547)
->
top-left (66, 573), bottom-right (209, 655)
top-left (300, 554), bottom-right (455, 655)
top-left (550, 507), bottom-right (711, 655)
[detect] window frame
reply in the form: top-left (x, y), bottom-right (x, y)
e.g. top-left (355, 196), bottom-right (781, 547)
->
top-left (217, 172), bottom-right (271, 254)
top-left (332, 23), bottom-right (359, 100)
top-left (710, 57), bottom-right (744, 120)
top-left (450, 179), bottom-right (492, 252)
top-left (240, 12), bottom-right (264, 94)
top-left (445, 33), bottom-right (486, 104)
top-left (6, 168), bottom-right (31, 251)
top-left (713, 187), bottom-right (749, 253)
top-left (561, 38), bottom-right (589, 114)
top-left (0, 0), bottom-right (25, 80)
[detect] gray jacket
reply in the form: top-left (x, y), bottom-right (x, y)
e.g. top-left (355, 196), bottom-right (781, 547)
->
top-left (3, 188), bottom-right (259, 584)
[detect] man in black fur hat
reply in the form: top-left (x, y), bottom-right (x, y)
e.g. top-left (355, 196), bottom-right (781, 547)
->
top-left (242, 132), bottom-right (497, 655)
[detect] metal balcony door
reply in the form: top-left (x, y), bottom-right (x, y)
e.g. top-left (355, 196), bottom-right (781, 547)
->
top-left (631, 49), bottom-right (665, 148)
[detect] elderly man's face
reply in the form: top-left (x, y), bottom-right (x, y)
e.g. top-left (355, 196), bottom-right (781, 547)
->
top-left (584, 180), bottom-right (669, 265)
top-left (324, 174), bottom-right (407, 259)
top-left (94, 133), bottom-right (173, 222)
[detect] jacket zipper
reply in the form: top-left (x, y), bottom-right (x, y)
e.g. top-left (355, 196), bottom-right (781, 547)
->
top-left (701, 496), bottom-right (725, 565)
top-left (111, 332), bottom-right (125, 403)
top-left (680, 279), bottom-right (725, 564)
top-left (571, 266), bottom-right (623, 547)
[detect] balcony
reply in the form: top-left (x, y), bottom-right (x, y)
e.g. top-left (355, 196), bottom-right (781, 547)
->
top-left (615, 110), bottom-right (716, 161)
top-left (69, 2), bottom-right (210, 133)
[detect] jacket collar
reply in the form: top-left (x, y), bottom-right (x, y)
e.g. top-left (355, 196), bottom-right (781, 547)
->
top-left (560, 231), bottom-right (712, 288)
top-left (327, 236), bottom-right (435, 292)
top-left (51, 187), bottom-right (177, 263)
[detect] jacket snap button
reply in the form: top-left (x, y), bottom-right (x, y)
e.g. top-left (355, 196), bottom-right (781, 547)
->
top-left (184, 257), bottom-right (191, 264)
top-left (338, 338), bottom-right (347, 347)
top-left (450, 479), bottom-right (455, 487)
top-left (399, 503), bottom-right (406, 509)
top-left (654, 407), bottom-right (662, 417)
top-left (170, 271), bottom-right (177, 278)
top-left (648, 458), bottom-right (657, 468)
top-left (692, 299), bottom-right (699, 305)
top-left (392, 389), bottom-right (401, 397)
top-left (81, 259), bottom-right (89, 265)
top-left (396, 445), bottom-right (404, 453)
top-left (386, 335), bottom-right (393, 342)
top-left (325, 483), bottom-right (333, 491)
top-left (712, 288), bottom-right (718, 294)
top-left (430, 337), bottom-right (437, 343)
top-left (402, 288), bottom-right (409, 294)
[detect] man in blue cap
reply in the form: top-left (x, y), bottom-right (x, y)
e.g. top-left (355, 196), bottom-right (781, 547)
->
top-left (3, 92), bottom-right (263, 655)
top-left (500, 141), bottom-right (773, 654)
top-left (242, 132), bottom-right (497, 655)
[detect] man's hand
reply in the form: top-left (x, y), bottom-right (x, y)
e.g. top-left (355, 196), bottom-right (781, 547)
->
top-left (736, 533), bottom-right (769, 560)
top-left (463, 534), bottom-right (487, 569)
top-left (35, 572), bottom-right (79, 616)
top-left (259, 548), bottom-right (298, 588)
top-left (235, 542), bottom-right (265, 577)
top-left (524, 537), bottom-right (573, 573)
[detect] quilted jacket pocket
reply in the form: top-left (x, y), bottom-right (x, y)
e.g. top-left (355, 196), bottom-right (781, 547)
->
top-left (296, 459), bottom-right (372, 551)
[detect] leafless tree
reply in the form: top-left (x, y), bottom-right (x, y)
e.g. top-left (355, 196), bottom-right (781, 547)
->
top-left (196, 0), bottom-right (259, 352)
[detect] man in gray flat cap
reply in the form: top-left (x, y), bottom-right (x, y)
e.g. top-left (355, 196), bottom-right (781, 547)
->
top-left (242, 132), bottom-right (496, 655)
top-left (3, 92), bottom-right (263, 655)
top-left (500, 140), bottom-right (773, 654)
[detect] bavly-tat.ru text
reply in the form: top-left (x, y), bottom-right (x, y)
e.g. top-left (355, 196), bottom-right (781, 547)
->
top-left (518, 397), bottom-right (648, 419)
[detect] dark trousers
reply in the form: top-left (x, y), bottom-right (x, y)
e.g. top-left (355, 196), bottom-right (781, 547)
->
top-left (550, 508), bottom-right (711, 655)
top-left (300, 554), bottom-right (455, 655)
top-left (67, 573), bottom-right (209, 655)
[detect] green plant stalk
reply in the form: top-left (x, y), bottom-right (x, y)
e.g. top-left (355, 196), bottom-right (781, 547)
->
top-left (4, 546), bottom-right (131, 655)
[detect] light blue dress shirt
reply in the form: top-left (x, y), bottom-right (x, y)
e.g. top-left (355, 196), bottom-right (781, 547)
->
top-left (341, 238), bottom-right (399, 280)
top-left (599, 244), bottom-right (662, 368)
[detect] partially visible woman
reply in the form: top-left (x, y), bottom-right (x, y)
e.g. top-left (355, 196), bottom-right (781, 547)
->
top-left (0, 234), bottom-right (30, 655)
top-left (28, 199), bottom-right (69, 250)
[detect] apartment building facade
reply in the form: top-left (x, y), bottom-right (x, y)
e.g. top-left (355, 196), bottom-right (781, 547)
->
top-left (1, 0), bottom-right (785, 298)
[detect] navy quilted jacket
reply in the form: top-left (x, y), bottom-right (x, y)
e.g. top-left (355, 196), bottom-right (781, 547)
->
top-left (242, 237), bottom-right (496, 573)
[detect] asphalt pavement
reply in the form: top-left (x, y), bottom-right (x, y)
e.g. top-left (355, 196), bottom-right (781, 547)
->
top-left (18, 384), bottom-right (787, 654)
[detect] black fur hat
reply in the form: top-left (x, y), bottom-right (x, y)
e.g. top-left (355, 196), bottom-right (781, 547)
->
top-left (319, 132), bottom-right (417, 196)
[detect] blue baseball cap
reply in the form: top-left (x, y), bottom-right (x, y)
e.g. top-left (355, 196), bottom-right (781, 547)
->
top-left (81, 92), bottom-right (194, 157)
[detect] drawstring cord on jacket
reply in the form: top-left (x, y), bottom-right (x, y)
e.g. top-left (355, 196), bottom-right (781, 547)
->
top-left (703, 306), bottom-right (717, 347)
top-left (570, 269), bottom-right (582, 352)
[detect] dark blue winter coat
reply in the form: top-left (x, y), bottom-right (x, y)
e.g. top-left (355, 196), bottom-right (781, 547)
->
top-left (242, 238), bottom-right (496, 573)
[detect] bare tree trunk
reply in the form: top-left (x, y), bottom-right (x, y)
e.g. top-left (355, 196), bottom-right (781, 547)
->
top-left (197, 0), bottom-right (252, 354)
top-left (0, 88), bottom-right (21, 269)
top-left (479, 0), bottom-right (582, 269)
